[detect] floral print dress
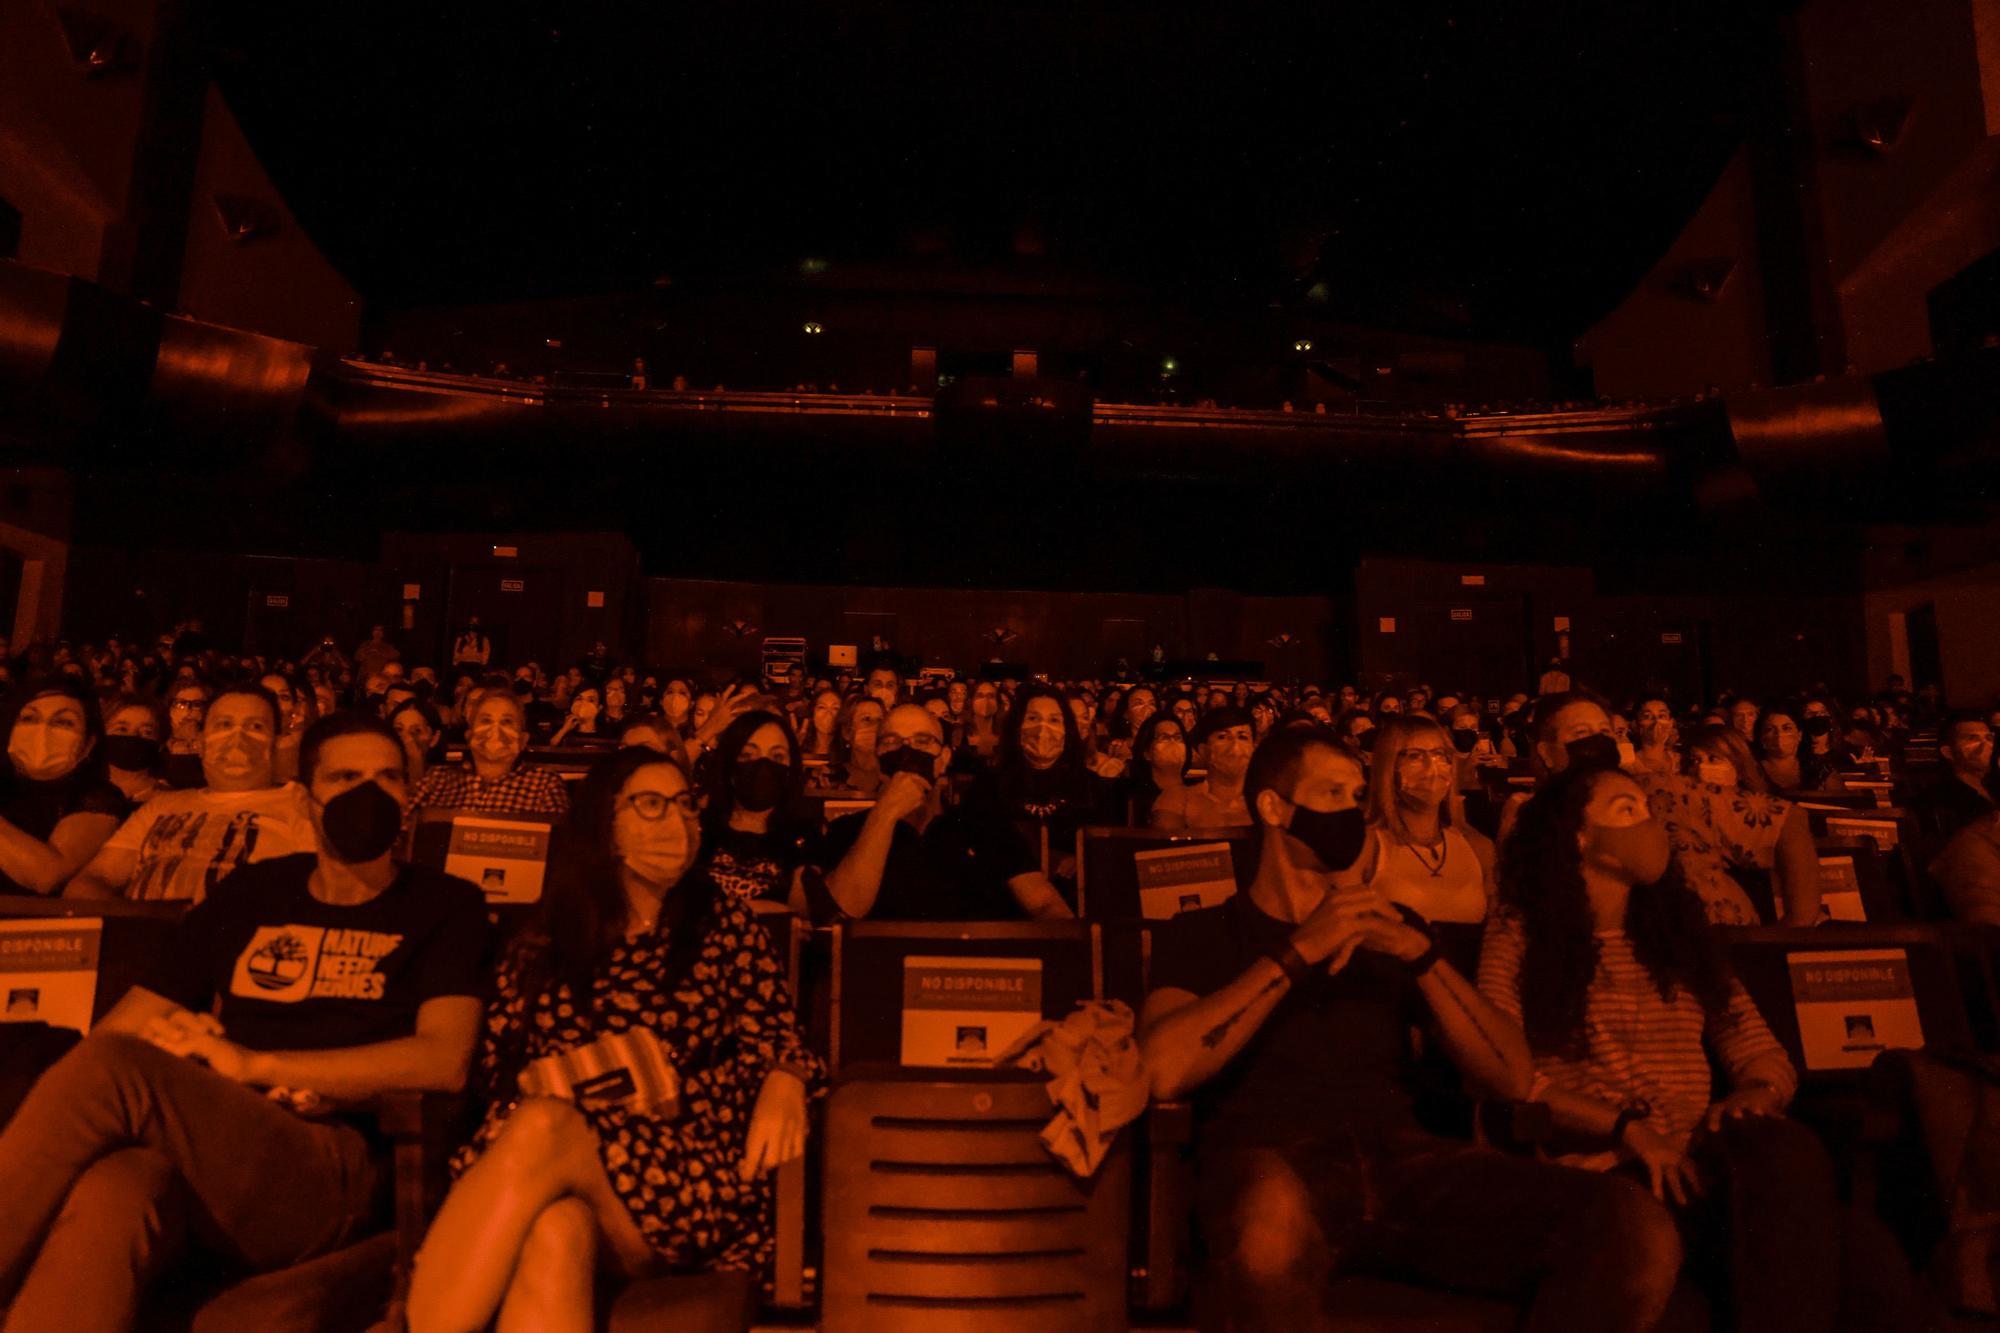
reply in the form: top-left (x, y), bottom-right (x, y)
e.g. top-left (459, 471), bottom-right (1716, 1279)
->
top-left (453, 883), bottom-right (826, 1271)
top-left (1635, 772), bottom-right (1789, 925)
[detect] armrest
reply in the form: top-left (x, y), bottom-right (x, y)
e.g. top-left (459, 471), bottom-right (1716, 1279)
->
top-left (359, 1091), bottom-right (470, 1331)
top-left (1139, 1101), bottom-right (1196, 1312)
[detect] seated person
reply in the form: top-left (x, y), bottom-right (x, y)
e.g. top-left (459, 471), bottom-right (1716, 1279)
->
top-left (406, 747), bottom-right (823, 1333)
top-left (801, 704), bottom-right (1070, 921)
top-left (407, 688), bottom-right (569, 828)
top-left (1149, 707), bottom-right (1255, 831)
top-left (1479, 765), bottom-right (1931, 1330)
top-left (1140, 728), bottom-right (1680, 1333)
top-left (1507, 694), bottom-right (1819, 927)
top-left (1910, 711), bottom-right (1997, 843)
top-left (808, 696), bottom-right (885, 796)
top-left (1356, 715), bottom-right (1494, 933)
top-left (0, 713), bottom-right (486, 1330)
top-left (0, 679), bottom-right (129, 896)
top-left (65, 685), bottom-right (318, 902)
top-left (1755, 703), bottom-right (1841, 794)
top-left (696, 709), bottom-right (813, 904)
top-left (1929, 808), bottom-right (2000, 924)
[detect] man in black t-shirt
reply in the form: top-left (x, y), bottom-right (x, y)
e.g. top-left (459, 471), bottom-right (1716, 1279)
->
top-left (1141, 729), bottom-right (1681, 1333)
top-left (803, 703), bottom-right (1070, 921)
top-left (0, 713), bottom-right (487, 1330)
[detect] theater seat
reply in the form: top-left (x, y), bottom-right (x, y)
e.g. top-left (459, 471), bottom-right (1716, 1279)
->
top-left (605, 1270), bottom-right (757, 1333)
top-left (184, 1233), bottom-right (398, 1333)
top-left (820, 1067), bottom-right (1132, 1333)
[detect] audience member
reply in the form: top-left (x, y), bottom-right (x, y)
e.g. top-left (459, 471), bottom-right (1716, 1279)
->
top-left (1150, 707), bottom-right (1254, 830)
top-left (406, 747), bottom-right (821, 1333)
top-left (697, 709), bottom-right (811, 905)
top-left (1481, 764), bottom-right (1932, 1329)
top-left (804, 703), bottom-right (1069, 921)
top-left (0, 679), bottom-right (127, 896)
top-left (1358, 715), bottom-right (1493, 929)
top-left (1910, 711), bottom-right (1997, 842)
top-left (407, 689), bottom-right (569, 828)
top-left (1141, 728), bottom-right (1675, 1333)
top-left (1127, 711), bottom-right (1191, 825)
top-left (0, 712), bottom-right (486, 1330)
top-left (100, 692), bottom-right (168, 807)
top-left (66, 686), bottom-right (315, 902)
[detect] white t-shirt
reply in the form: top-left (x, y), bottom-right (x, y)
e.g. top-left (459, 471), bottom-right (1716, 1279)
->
top-left (103, 784), bottom-right (319, 903)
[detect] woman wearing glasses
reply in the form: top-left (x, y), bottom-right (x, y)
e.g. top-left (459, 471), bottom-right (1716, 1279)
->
top-left (408, 747), bottom-right (824, 1333)
top-left (1356, 715), bottom-right (1496, 935)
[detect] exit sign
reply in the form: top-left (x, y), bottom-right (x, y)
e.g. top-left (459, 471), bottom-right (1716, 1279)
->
top-left (500, 578), bottom-right (525, 593)
top-left (263, 594), bottom-right (289, 608)
top-left (1449, 608), bottom-right (1473, 621)
top-left (1661, 631), bottom-right (1684, 644)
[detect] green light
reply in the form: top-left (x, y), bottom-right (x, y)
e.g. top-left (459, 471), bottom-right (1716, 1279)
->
top-left (1160, 357), bottom-right (1179, 375)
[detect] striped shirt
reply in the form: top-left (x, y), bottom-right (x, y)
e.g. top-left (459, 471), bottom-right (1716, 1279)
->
top-left (407, 762), bottom-right (570, 829)
top-left (1477, 912), bottom-right (1796, 1161)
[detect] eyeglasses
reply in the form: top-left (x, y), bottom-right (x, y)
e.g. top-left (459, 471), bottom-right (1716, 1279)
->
top-left (622, 791), bottom-right (696, 821)
top-left (878, 733), bottom-right (946, 755)
top-left (1397, 748), bottom-right (1454, 768)
top-left (170, 700), bottom-right (205, 713)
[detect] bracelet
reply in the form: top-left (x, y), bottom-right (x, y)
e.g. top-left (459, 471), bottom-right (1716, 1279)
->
top-left (1403, 940), bottom-right (1444, 978)
top-left (1267, 941), bottom-right (1313, 987)
top-left (1610, 1099), bottom-right (1653, 1145)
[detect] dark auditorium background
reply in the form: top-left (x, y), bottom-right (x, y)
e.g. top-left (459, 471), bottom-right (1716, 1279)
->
top-left (1, 0), bottom-right (1998, 701)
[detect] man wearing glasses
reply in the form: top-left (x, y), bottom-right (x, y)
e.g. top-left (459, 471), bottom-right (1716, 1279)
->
top-left (802, 704), bottom-right (1071, 921)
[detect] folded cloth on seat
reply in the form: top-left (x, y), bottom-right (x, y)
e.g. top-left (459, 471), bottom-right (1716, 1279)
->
top-left (997, 999), bottom-right (1148, 1177)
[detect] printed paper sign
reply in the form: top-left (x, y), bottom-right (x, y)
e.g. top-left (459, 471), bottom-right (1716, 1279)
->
top-left (444, 816), bottom-right (551, 904)
top-left (900, 956), bottom-right (1043, 1068)
top-left (1816, 856), bottom-right (1866, 923)
top-left (1788, 948), bottom-right (1924, 1071)
top-left (822, 799), bottom-right (876, 821)
top-left (1825, 817), bottom-right (1899, 852)
top-left (0, 919), bottom-right (103, 1033)
top-left (1134, 841), bottom-right (1238, 919)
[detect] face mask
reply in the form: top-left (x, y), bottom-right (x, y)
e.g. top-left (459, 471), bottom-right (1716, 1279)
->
top-left (972, 696), bottom-right (998, 718)
top-left (730, 757), bottom-right (789, 812)
top-left (574, 699), bottom-right (600, 721)
top-left (1695, 760), bottom-right (1736, 789)
top-left (1450, 729), bottom-right (1479, 753)
top-left (1802, 716), bottom-right (1833, 738)
top-left (203, 729), bottom-right (271, 782)
top-left (663, 695), bottom-right (690, 720)
top-left (1562, 733), bottom-right (1623, 775)
top-left (8, 723), bottom-right (85, 780)
top-left (1152, 740), bottom-right (1186, 767)
top-left (1585, 817), bottom-right (1672, 886)
top-left (471, 721), bottom-right (523, 763)
top-left (101, 734), bottom-right (162, 771)
top-left (1285, 802), bottom-right (1368, 871)
top-left (877, 744), bottom-right (939, 782)
top-left (319, 780), bottom-right (403, 863)
top-left (621, 814), bottom-right (694, 888)
top-left (1021, 723), bottom-right (1065, 764)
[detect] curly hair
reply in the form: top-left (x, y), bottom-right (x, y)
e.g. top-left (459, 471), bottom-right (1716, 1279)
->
top-left (1498, 766), bottom-right (1733, 1060)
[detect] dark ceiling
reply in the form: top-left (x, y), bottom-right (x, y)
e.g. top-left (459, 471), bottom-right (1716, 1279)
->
top-left (211, 2), bottom-right (1773, 342)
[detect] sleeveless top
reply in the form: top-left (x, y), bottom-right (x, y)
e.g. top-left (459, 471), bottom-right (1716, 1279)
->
top-left (1363, 826), bottom-right (1487, 924)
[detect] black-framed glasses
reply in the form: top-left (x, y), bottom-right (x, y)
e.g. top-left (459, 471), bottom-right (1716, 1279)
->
top-left (877, 733), bottom-right (945, 755)
top-left (622, 791), bottom-right (696, 821)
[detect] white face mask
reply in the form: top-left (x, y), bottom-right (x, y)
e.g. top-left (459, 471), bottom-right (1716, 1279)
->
top-left (1020, 722), bottom-right (1065, 764)
top-left (9, 723), bottom-right (85, 780)
top-left (617, 808), bottom-right (695, 888)
top-left (1695, 759), bottom-right (1737, 789)
top-left (1152, 740), bottom-right (1186, 767)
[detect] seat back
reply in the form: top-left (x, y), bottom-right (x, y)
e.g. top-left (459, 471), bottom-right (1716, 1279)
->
top-left (0, 897), bottom-right (183, 1032)
top-left (828, 921), bottom-right (1100, 1073)
top-left (820, 1069), bottom-right (1131, 1333)
top-left (1724, 925), bottom-right (1979, 1083)
top-left (1075, 827), bottom-right (1256, 921)
top-left (1812, 838), bottom-right (1902, 923)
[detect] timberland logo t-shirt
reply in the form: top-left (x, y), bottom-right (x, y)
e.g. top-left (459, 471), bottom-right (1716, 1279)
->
top-left (229, 925), bottom-right (408, 1003)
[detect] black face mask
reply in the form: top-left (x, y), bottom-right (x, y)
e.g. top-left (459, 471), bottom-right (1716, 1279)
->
top-left (101, 734), bottom-right (161, 771)
top-left (730, 757), bottom-right (789, 812)
top-left (1801, 716), bottom-right (1833, 738)
top-left (877, 745), bottom-right (939, 782)
top-left (1285, 803), bottom-right (1368, 871)
top-left (1563, 733), bottom-right (1624, 775)
top-left (320, 780), bottom-right (403, 863)
top-left (1450, 729), bottom-right (1479, 753)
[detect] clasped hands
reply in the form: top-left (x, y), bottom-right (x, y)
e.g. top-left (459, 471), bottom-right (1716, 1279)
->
top-left (140, 1009), bottom-right (324, 1116)
top-left (1288, 881), bottom-right (1431, 974)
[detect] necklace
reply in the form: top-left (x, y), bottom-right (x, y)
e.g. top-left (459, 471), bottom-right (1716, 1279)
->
top-left (1408, 835), bottom-right (1448, 878)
